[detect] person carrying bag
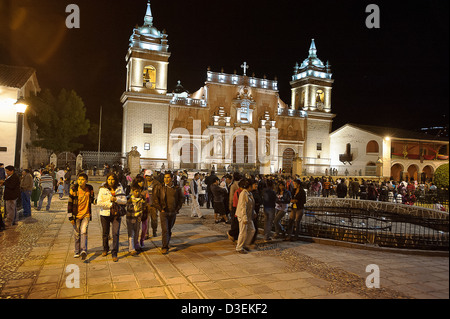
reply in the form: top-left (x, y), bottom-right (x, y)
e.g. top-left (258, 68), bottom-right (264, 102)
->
top-left (96, 173), bottom-right (127, 262)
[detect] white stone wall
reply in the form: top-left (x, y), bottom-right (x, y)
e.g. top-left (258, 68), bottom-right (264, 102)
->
top-left (122, 100), bottom-right (169, 160)
top-left (0, 88), bottom-right (18, 166)
top-left (330, 125), bottom-right (384, 175)
top-left (305, 118), bottom-right (331, 160)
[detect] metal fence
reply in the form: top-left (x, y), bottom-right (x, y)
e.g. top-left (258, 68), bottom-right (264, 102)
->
top-left (256, 204), bottom-right (449, 251)
top-left (79, 151), bottom-right (124, 168)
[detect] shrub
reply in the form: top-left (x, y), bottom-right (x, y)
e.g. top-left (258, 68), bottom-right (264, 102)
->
top-left (434, 163), bottom-right (449, 189)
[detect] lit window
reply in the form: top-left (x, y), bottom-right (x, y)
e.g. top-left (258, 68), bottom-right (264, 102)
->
top-left (144, 143), bottom-right (150, 150)
top-left (143, 124), bottom-right (152, 134)
top-left (143, 66), bottom-right (156, 89)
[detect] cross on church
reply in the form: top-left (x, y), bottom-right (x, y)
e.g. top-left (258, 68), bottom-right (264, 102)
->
top-left (241, 62), bottom-right (249, 76)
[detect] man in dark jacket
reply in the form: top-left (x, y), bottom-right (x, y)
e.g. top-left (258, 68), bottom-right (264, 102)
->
top-left (204, 170), bottom-right (217, 209)
top-left (0, 166), bottom-right (21, 227)
top-left (336, 178), bottom-right (348, 198)
top-left (153, 171), bottom-right (184, 254)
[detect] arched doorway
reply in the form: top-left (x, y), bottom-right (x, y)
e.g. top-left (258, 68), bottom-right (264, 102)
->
top-left (391, 163), bottom-right (404, 181)
top-left (282, 148), bottom-right (295, 175)
top-left (421, 165), bottom-right (434, 182)
top-left (232, 135), bottom-right (255, 164)
top-left (365, 162), bottom-right (377, 176)
top-left (407, 164), bottom-right (419, 181)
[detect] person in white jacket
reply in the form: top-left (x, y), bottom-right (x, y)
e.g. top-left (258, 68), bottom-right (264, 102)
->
top-left (235, 179), bottom-right (255, 254)
top-left (96, 173), bottom-right (127, 262)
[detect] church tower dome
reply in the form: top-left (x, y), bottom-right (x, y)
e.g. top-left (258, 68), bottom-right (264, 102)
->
top-left (129, 0), bottom-right (169, 52)
top-left (124, 0), bottom-right (171, 95)
top-left (290, 39), bottom-right (334, 113)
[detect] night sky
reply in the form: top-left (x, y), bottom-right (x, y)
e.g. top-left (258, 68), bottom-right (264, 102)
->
top-left (1, 0), bottom-right (448, 151)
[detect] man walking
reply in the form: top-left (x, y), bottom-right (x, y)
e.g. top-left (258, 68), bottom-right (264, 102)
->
top-left (153, 171), bottom-right (184, 254)
top-left (0, 166), bottom-right (20, 227)
top-left (20, 169), bottom-right (33, 217)
top-left (37, 170), bottom-right (54, 211)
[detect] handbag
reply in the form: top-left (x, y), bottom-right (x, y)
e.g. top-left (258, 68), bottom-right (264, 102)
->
top-left (110, 201), bottom-right (126, 217)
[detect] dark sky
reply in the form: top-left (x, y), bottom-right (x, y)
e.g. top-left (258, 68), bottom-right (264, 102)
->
top-left (1, 0), bottom-right (448, 150)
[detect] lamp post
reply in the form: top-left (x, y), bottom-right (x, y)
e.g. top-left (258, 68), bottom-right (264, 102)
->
top-left (14, 98), bottom-right (28, 170)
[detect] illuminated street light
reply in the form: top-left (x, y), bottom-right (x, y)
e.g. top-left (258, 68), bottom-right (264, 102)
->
top-left (14, 97), bottom-right (28, 169)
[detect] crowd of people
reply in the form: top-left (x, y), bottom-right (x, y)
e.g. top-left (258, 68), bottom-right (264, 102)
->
top-left (1, 161), bottom-right (446, 259)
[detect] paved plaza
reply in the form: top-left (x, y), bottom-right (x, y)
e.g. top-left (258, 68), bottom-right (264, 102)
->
top-left (0, 184), bottom-right (448, 300)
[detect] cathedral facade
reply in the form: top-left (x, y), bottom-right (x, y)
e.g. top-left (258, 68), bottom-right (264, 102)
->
top-left (121, 1), bottom-right (335, 175)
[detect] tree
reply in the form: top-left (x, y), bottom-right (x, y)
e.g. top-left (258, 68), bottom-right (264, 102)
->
top-left (27, 89), bottom-right (90, 152)
top-left (434, 164), bottom-right (449, 189)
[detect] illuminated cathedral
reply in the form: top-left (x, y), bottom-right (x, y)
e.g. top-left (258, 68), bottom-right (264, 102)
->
top-left (121, 1), bottom-right (448, 180)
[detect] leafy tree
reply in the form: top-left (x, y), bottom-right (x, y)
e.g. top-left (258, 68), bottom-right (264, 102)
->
top-left (27, 89), bottom-right (90, 152)
top-left (434, 163), bottom-right (449, 189)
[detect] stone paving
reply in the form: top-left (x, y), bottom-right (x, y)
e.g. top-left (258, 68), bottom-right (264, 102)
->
top-left (0, 191), bottom-right (448, 300)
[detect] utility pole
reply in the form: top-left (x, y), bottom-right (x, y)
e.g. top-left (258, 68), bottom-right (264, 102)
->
top-left (97, 106), bottom-right (102, 168)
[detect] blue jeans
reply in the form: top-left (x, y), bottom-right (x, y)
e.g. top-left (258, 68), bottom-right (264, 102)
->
top-left (274, 209), bottom-right (287, 235)
top-left (287, 208), bottom-right (304, 238)
top-left (21, 190), bottom-right (32, 217)
top-left (126, 218), bottom-right (141, 252)
top-left (38, 188), bottom-right (53, 210)
top-left (160, 211), bottom-right (177, 249)
top-left (73, 217), bottom-right (89, 254)
top-left (263, 207), bottom-right (275, 240)
top-left (100, 215), bottom-right (121, 256)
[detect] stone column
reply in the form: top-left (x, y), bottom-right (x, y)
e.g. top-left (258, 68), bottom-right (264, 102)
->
top-left (127, 146), bottom-right (141, 177)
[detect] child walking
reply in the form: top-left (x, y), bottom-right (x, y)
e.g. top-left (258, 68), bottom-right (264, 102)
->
top-left (68, 173), bottom-right (95, 260)
top-left (126, 184), bottom-right (145, 255)
top-left (57, 177), bottom-right (64, 199)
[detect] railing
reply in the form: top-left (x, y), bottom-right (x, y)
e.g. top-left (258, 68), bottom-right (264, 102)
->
top-left (256, 198), bottom-right (449, 251)
top-left (277, 108), bottom-right (307, 118)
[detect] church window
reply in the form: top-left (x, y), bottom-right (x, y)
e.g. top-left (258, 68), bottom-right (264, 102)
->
top-left (143, 124), bottom-right (152, 134)
top-left (143, 65), bottom-right (156, 89)
top-left (366, 140), bottom-right (379, 154)
top-left (316, 90), bottom-right (325, 103)
top-left (237, 100), bottom-right (253, 124)
top-left (144, 143), bottom-right (150, 151)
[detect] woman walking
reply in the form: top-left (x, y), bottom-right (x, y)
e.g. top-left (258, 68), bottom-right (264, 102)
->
top-left (273, 181), bottom-right (291, 239)
top-left (286, 179), bottom-right (307, 241)
top-left (96, 173), bottom-right (127, 262)
top-left (261, 179), bottom-right (277, 242)
top-left (235, 179), bottom-right (255, 254)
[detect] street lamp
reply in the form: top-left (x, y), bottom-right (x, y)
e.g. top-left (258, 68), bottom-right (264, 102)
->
top-left (14, 98), bottom-right (28, 170)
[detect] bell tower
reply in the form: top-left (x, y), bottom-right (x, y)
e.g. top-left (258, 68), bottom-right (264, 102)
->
top-left (290, 39), bottom-right (336, 173)
top-left (121, 0), bottom-right (171, 166)
top-left (290, 39), bottom-right (334, 112)
top-left (125, 0), bottom-right (170, 95)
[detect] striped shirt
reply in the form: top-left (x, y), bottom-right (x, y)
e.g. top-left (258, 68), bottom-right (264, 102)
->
top-left (40, 174), bottom-right (54, 189)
